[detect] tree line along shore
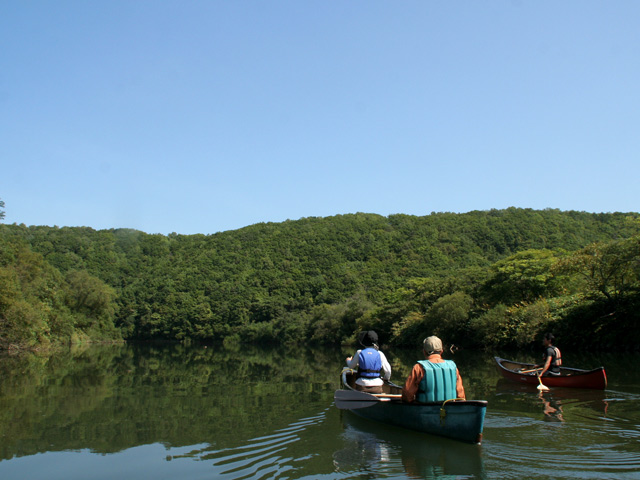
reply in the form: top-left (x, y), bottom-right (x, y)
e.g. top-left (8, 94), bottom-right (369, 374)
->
top-left (1, 208), bottom-right (639, 352)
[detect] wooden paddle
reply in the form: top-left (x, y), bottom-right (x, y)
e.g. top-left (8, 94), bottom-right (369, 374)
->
top-left (536, 372), bottom-right (550, 391)
top-left (520, 367), bottom-right (542, 374)
top-left (334, 390), bottom-right (401, 410)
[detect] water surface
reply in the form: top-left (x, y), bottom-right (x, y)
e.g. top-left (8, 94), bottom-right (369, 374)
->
top-left (0, 343), bottom-right (638, 479)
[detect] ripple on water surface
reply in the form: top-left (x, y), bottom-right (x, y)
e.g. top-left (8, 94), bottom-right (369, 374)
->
top-left (483, 402), bottom-right (640, 480)
top-left (170, 410), bottom-right (331, 480)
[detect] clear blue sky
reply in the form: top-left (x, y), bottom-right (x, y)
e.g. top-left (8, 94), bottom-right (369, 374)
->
top-left (2, 1), bottom-right (639, 235)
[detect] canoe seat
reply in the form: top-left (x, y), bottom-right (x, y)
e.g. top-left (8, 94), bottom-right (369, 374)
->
top-left (343, 370), bottom-right (403, 395)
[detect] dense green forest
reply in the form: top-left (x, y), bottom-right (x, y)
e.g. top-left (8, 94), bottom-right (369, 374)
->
top-left (1, 205), bottom-right (640, 351)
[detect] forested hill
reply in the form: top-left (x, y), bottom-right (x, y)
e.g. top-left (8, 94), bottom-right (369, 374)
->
top-left (2, 208), bottom-right (640, 351)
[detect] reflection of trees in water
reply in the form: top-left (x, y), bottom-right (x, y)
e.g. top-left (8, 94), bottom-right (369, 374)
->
top-left (0, 343), bottom-right (342, 460)
top-left (2, 342), bottom-right (636, 475)
top-left (168, 409), bottom-right (341, 480)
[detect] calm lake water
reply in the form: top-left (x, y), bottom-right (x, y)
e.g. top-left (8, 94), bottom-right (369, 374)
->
top-left (0, 342), bottom-right (639, 480)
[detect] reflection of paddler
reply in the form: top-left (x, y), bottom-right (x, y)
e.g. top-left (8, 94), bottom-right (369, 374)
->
top-left (538, 391), bottom-right (564, 422)
top-left (495, 378), bottom-right (609, 417)
top-left (332, 420), bottom-right (390, 470)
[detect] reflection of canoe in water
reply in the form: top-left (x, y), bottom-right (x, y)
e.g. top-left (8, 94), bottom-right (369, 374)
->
top-left (494, 378), bottom-right (610, 418)
top-left (335, 409), bottom-right (485, 478)
top-left (334, 369), bottom-right (487, 444)
top-left (495, 357), bottom-right (607, 390)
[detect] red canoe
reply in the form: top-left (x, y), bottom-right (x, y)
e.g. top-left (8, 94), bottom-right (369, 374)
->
top-left (494, 357), bottom-right (607, 390)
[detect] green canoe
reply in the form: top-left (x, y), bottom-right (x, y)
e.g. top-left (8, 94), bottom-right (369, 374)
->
top-left (335, 369), bottom-right (487, 444)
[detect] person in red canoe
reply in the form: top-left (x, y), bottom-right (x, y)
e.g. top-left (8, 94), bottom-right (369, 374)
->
top-left (538, 332), bottom-right (562, 376)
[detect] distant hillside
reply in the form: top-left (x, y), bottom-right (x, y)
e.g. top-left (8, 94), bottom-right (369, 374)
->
top-left (2, 208), bottom-right (639, 350)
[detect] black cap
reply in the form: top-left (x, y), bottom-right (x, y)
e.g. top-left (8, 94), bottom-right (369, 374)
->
top-left (358, 330), bottom-right (379, 347)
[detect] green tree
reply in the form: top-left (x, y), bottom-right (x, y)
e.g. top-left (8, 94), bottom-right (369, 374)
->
top-left (482, 249), bottom-right (562, 305)
top-left (469, 304), bottom-right (510, 348)
top-left (555, 237), bottom-right (640, 303)
top-left (0, 243), bottom-right (89, 348)
top-left (2, 209), bottom-right (640, 349)
top-left (424, 291), bottom-right (474, 342)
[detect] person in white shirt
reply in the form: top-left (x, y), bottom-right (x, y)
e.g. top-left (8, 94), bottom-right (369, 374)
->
top-left (345, 330), bottom-right (392, 394)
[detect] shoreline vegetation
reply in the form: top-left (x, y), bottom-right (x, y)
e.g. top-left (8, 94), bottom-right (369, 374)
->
top-left (1, 208), bottom-right (639, 353)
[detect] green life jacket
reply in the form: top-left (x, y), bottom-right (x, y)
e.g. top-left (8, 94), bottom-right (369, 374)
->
top-left (417, 360), bottom-right (457, 403)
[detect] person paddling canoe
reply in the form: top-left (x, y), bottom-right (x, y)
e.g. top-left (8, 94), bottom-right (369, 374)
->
top-left (537, 332), bottom-right (562, 377)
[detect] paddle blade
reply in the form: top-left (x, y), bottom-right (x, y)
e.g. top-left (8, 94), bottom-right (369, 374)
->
top-left (334, 390), bottom-right (381, 410)
top-left (536, 374), bottom-right (550, 391)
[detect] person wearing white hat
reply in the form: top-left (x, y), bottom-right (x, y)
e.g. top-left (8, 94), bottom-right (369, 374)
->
top-left (402, 335), bottom-right (465, 403)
